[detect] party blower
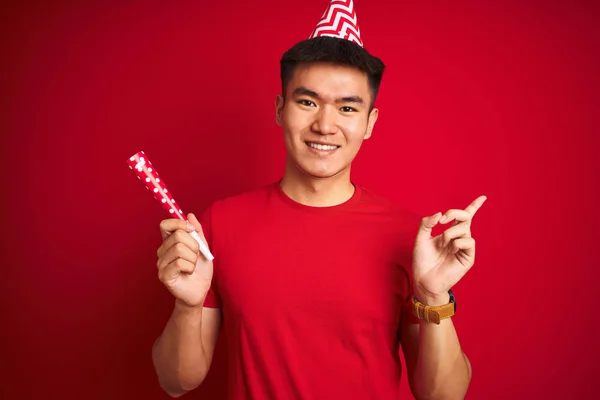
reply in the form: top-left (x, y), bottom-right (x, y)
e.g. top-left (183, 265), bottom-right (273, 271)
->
top-left (126, 151), bottom-right (214, 261)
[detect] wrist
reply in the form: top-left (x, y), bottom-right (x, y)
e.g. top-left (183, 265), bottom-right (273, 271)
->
top-left (411, 288), bottom-right (456, 325)
top-left (413, 290), bottom-right (450, 307)
top-left (174, 298), bottom-right (204, 314)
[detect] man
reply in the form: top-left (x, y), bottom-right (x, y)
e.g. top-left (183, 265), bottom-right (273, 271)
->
top-left (152, 1), bottom-right (485, 398)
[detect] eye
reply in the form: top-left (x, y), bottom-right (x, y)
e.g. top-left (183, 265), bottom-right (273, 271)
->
top-left (298, 99), bottom-right (316, 107)
top-left (340, 106), bottom-right (357, 112)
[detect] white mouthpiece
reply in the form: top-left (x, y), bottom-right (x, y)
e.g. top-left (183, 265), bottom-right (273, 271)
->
top-left (190, 231), bottom-right (215, 261)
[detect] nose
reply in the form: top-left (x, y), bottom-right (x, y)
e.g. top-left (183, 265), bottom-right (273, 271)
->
top-left (312, 105), bottom-right (338, 135)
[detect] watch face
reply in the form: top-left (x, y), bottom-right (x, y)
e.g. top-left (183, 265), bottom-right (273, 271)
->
top-left (448, 289), bottom-right (456, 312)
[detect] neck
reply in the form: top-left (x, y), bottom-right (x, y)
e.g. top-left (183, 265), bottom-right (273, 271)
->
top-left (280, 158), bottom-right (355, 207)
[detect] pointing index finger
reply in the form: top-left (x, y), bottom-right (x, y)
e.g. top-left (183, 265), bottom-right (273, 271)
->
top-left (465, 195), bottom-right (487, 217)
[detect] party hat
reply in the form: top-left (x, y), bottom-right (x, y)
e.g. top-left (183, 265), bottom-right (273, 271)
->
top-left (309, 0), bottom-right (363, 47)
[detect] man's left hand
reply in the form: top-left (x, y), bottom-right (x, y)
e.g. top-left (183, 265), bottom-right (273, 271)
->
top-left (412, 195), bottom-right (487, 306)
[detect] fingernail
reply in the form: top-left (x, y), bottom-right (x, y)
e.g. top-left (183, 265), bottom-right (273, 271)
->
top-left (440, 215), bottom-right (447, 223)
top-left (187, 223), bottom-right (195, 231)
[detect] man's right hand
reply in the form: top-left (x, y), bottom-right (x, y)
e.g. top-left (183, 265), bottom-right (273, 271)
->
top-left (157, 213), bottom-right (213, 308)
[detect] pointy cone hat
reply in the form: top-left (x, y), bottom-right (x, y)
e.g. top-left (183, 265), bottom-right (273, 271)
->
top-left (309, 0), bottom-right (364, 47)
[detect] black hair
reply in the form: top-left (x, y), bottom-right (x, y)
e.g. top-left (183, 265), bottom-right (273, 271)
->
top-left (280, 36), bottom-right (385, 110)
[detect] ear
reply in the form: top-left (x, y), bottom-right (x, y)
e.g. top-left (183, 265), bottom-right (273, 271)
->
top-left (275, 95), bottom-right (285, 127)
top-left (363, 108), bottom-right (379, 140)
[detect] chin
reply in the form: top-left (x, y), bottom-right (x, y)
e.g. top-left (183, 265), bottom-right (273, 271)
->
top-left (296, 161), bottom-right (347, 180)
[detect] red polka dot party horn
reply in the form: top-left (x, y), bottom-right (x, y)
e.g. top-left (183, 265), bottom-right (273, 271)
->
top-left (126, 151), bottom-right (214, 261)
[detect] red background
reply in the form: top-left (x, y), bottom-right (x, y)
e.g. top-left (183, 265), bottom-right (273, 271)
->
top-left (2, 0), bottom-right (598, 399)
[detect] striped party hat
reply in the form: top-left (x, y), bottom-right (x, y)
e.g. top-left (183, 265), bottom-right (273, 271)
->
top-left (309, 0), bottom-right (363, 47)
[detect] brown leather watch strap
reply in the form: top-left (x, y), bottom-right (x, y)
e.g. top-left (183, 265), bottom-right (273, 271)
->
top-left (412, 298), bottom-right (455, 325)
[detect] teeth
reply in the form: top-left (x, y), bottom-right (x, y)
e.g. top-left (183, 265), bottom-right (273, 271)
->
top-left (308, 142), bottom-right (338, 151)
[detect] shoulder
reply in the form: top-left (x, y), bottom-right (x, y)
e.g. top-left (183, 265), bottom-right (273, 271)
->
top-left (219, 182), bottom-right (274, 207)
top-left (354, 184), bottom-right (423, 257)
top-left (198, 182), bottom-right (277, 242)
top-left (201, 181), bottom-right (276, 219)
top-left (356, 183), bottom-right (422, 226)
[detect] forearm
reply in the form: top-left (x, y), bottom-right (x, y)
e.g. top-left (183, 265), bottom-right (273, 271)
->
top-left (152, 299), bottom-right (210, 396)
top-left (413, 295), bottom-right (471, 399)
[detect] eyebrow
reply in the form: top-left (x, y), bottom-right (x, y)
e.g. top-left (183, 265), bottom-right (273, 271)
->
top-left (293, 86), bottom-right (365, 105)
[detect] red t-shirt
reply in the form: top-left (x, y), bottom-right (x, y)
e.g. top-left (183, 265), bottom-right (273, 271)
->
top-left (201, 181), bottom-right (421, 399)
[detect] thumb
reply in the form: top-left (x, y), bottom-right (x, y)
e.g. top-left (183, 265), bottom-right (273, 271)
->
top-left (416, 212), bottom-right (443, 241)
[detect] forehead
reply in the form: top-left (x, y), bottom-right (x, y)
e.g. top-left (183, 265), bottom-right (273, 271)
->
top-left (287, 62), bottom-right (370, 100)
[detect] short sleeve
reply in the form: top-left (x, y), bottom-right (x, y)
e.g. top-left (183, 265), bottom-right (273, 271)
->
top-left (200, 204), bottom-right (222, 309)
top-left (401, 276), bottom-right (421, 325)
top-left (395, 209), bottom-right (422, 326)
top-left (396, 251), bottom-right (420, 325)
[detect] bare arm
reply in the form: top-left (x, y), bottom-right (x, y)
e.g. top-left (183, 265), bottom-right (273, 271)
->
top-left (152, 303), bottom-right (221, 397)
top-left (402, 199), bottom-right (486, 398)
top-left (401, 302), bottom-right (471, 400)
top-left (152, 213), bottom-right (221, 397)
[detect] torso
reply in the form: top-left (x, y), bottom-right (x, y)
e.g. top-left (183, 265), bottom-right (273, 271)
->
top-left (203, 181), bottom-right (420, 399)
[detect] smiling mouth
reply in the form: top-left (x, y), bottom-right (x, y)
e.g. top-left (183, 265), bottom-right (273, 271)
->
top-left (305, 141), bottom-right (340, 151)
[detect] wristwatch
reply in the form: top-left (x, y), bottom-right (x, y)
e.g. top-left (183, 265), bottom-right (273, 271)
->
top-left (412, 290), bottom-right (456, 325)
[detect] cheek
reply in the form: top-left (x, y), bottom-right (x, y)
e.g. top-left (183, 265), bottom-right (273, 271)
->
top-left (283, 108), bottom-right (311, 137)
top-left (340, 118), bottom-right (368, 140)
